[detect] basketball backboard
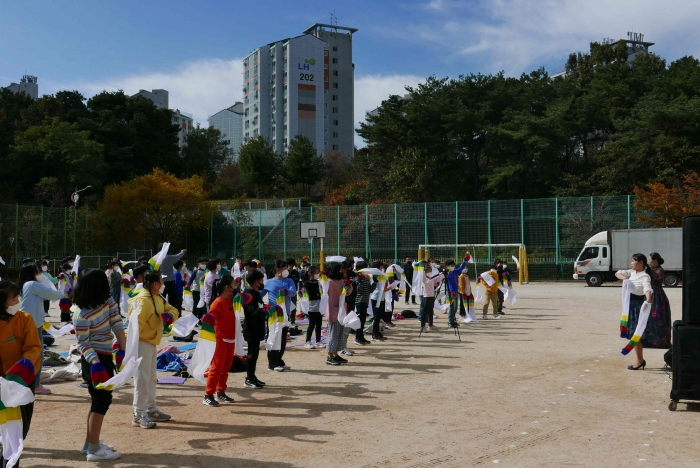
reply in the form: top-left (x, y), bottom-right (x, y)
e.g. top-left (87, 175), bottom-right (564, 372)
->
top-left (300, 222), bottom-right (326, 239)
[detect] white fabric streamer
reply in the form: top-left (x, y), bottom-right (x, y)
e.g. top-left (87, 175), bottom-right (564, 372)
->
top-left (95, 356), bottom-right (142, 391)
top-left (43, 323), bottom-right (74, 338)
top-left (474, 285), bottom-right (484, 303)
top-left (480, 271), bottom-right (495, 287)
top-left (170, 313), bottom-right (199, 338)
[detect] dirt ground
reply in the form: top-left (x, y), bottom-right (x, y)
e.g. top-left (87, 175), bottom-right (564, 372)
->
top-left (16, 282), bottom-right (699, 467)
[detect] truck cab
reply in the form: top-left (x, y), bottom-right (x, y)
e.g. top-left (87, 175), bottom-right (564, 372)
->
top-left (573, 231), bottom-right (613, 286)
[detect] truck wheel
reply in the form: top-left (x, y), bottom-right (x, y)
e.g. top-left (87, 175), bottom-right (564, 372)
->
top-left (663, 273), bottom-right (680, 288)
top-left (586, 273), bottom-right (603, 287)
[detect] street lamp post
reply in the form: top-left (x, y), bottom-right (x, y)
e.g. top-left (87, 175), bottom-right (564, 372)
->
top-left (71, 186), bottom-right (92, 255)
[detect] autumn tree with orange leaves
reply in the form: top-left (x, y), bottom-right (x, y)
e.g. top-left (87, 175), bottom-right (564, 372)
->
top-left (633, 172), bottom-right (700, 227)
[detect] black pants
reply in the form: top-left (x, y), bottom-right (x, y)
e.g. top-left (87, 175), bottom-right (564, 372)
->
top-left (404, 285), bottom-right (415, 304)
top-left (459, 298), bottom-right (466, 317)
top-left (192, 291), bottom-right (205, 319)
top-left (247, 339), bottom-right (260, 380)
top-left (355, 303), bottom-right (368, 341)
top-left (371, 299), bottom-right (385, 337)
top-left (497, 289), bottom-right (504, 313)
top-left (267, 326), bottom-right (288, 368)
top-left (1, 384), bottom-right (34, 468)
top-left (384, 299), bottom-right (394, 324)
top-left (421, 297), bottom-right (436, 327)
top-left (290, 295), bottom-right (297, 324)
top-left (306, 312), bottom-right (322, 342)
top-left (80, 353), bottom-right (114, 415)
top-left (164, 281), bottom-right (181, 312)
top-left (43, 300), bottom-right (50, 314)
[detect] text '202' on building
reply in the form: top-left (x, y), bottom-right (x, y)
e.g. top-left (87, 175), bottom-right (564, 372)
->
top-left (243, 23), bottom-right (357, 157)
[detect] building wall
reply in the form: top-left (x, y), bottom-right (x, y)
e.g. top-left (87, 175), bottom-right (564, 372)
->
top-left (207, 105), bottom-right (244, 161)
top-left (133, 89), bottom-right (169, 109)
top-left (172, 111), bottom-right (193, 149)
top-left (5, 81), bottom-right (38, 100)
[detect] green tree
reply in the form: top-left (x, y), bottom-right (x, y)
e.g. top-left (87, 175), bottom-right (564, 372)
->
top-left (181, 125), bottom-right (233, 186)
top-left (238, 136), bottom-right (280, 197)
top-left (283, 135), bottom-right (324, 196)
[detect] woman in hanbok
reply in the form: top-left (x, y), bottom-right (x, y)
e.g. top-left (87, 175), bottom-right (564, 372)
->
top-left (645, 252), bottom-right (672, 349)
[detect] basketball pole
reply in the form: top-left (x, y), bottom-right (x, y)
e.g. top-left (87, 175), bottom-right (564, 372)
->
top-left (320, 238), bottom-right (325, 271)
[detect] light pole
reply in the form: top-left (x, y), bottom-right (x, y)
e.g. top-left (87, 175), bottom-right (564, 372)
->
top-left (71, 186), bottom-right (92, 255)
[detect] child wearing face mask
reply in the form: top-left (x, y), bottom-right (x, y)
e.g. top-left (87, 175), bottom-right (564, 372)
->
top-left (188, 257), bottom-right (208, 320)
top-left (19, 263), bottom-right (66, 395)
top-left (202, 259), bottom-right (221, 312)
top-left (303, 266), bottom-right (323, 349)
top-left (129, 270), bottom-right (180, 429)
top-left (0, 280), bottom-right (43, 468)
top-left (39, 260), bottom-right (58, 317)
top-left (57, 263), bottom-right (75, 323)
top-left (242, 270), bottom-right (267, 388)
top-left (262, 259), bottom-right (297, 371)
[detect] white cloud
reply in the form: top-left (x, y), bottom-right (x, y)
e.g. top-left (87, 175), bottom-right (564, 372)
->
top-left (354, 73), bottom-right (425, 147)
top-left (46, 58), bottom-right (245, 127)
top-left (409, 0), bottom-right (700, 74)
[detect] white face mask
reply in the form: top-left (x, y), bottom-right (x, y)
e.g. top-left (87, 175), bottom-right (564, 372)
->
top-left (68, 262), bottom-right (75, 267)
top-left (42, 266), bottom-right (48, 272)
top-left (216, 265), bottom-right (222, 272)
top-left (199, 264), bottom-right (206, 270)
top-left (158, 283), bottom-right (166, 294)
top-left (115, 267), bottom-right (122, 274)
top-left (314, 274), bottom-right (320, 280)
top-left (281, 270), bottom-right (289, 278)
top-left (35, 274), bottom-right (46, 283)
top-left (6, 303), bottom-right (20, 316)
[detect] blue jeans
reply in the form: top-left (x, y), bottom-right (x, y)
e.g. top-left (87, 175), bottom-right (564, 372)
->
top-left (448, 300), bottom-right (457, 325)
top-left (111, 290), bottom-right (121, 311)
top-left (418, 296), bottom-right (424, 320)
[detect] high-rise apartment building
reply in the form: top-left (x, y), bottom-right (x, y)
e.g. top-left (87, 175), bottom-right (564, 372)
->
top-left (132, 88), bottom-right (192, 149)
top-left (132, 89), bottom-right (169, 109)
top-left (208, 102), bottom-right (244, 161)
top-left (5, 75), bottom-right (39, 100)
top-left (243, 23), bottom-right (357, 156)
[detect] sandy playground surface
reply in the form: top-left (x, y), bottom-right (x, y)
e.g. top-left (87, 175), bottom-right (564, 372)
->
top-left (16, 282), bottom-right (700, 467)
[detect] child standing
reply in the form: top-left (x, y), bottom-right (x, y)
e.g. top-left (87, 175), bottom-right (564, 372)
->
top-left (420, 265), bottom-right (444, 332)
top-left (57, 263), bottom-right (75, 323)
top-left (325, 262), bottom-right (353, 366)
top-left (262, 260), bottom-right (297, 371)
top-left (130, 270), bottom-right (180, 429)
top-left (242, 270), bottom-right (267, 389)
top-left (482, 263), bottom-right (501, 320)
top-left (303, 266), bottom-right (323, 349)
top-left (73, 269), bottom-right (126, 461)
top-left (353, 261), bottom-right (371, 346)
top-left (202, 275), bottom-right (239, 407)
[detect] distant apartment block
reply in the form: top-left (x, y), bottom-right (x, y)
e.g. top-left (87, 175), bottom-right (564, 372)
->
top-left (208, 102), bottom-right (244, 161)
top-left (243, 23), bottom-right (357, 156)
top-left (4, 75), bottom-right (39, 100)
top-left (132, 89), bottom-right (169, 109)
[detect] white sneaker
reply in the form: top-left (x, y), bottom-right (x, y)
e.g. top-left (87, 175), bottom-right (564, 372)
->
top-left (482, 315), bottom-right (488, 320)
top-left (304, 342), bottom-right (314, 349)
top-left (340, 348), bottom-right (355, 356)
top-left (315, 342), bottom-right (325, 349)
top-left (132, 412), bottom-right (156, 429)
top-left (271, 366), bottom-right (285, 372)
top-left (281, 365), bottom-right (291, 370)
top-left (82, 441), bottom-right (114, 455)
top-left (493, 315), bottom-right (501, 319)
top-left (420, 327), bottom-right (429, 333)
top-left (87, 447), bottom-right (121, 461)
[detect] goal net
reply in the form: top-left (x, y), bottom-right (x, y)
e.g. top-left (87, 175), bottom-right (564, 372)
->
top-left (417, 244), bottom-right (529, 284)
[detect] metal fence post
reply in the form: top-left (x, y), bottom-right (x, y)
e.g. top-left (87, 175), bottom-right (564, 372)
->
top-left (394, 203), bottom-right (398, 262)
top-left (364, 205), bottom-right (369, 260)
top-left (233, 209), bottom-right (237, 260)
top-left (283, 207), bottom-right (287, 259)
top-left (424, 202), bottom-right (428, 246)
top-left (520, 199), bottom-right (525, 246)
top-left (85, 207), bottom-right (89, 254)
top-left (14, 204), bottom-right (18, 261)
top-left (310, 206), bottom-right (314, 262)
top-left (257, 209), bottom-right (262, 260)
top-left (40, 205), bottom-right (44, 257)
top-left (455, 201), bottom-right (459, 260)
top-left (590, 196), bottom-right (594, 232)
top-left (555, 198), bottom-right (560, 266)
top-left (210, 210), bottom-right (214, 258)
top-left (337, 205), bottom-right (341, 255)
top-left (487, 200), bottom-right (492, 263)
top-left (627, 195), bottom-right (631, 229)
top-left (63, 207), bottom-right (67, 256)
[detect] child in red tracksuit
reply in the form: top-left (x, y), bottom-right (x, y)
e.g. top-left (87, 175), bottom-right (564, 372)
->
top-left (203, 275), bottom-right (239, 407)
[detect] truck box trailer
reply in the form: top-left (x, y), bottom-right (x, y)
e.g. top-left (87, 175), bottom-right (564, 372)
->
top-left (572, 228), bottom-right (682, 287)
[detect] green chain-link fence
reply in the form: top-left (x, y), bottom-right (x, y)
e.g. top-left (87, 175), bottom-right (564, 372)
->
top-left (212, 195), bottom-right (651, 279)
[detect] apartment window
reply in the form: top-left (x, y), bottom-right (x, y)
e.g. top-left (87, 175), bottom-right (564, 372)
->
top-left (324, 77), bottom-right (329, 82)
top-left (333, 119), bottom-right (339, 126)
top-left (333, 70), bottom-right (338, 76)
top-left (324, 115), bottom-right (328, 120)
top-left (324, 90), bottom-right (328, 95)
top-left (254, 51), bottom-right (258, 60)
top-left (333, 132), bottom-right (339, 138)
top-left (332, 107), bottom-right (338, 113)
top-left (272, 61), bottom-right (276, 68)
top-left (245, 120), bottom-right (249, 129)
top-left (324, 64), bottom-right (328, 69)
top-left (333, 144), bottom-right (338, 150)
top-left (272, 126), bottom-right (276, 134)
top-left (324, 102), bottom-right (328, 107)
top-left (284, 125), bottom-right (287, 132)
top-left (253, 129), bottom-right (258, 136)
top-left (324, 128), bottom-right (328, 133)
top-left (324, 141), bottom-right (328, 147)
top-left (332, 83), bottom-right (339, 89)
top-left (283, 71), bottom-right (287, 77)
top-left (332, 58), bottom-right (338, 64)
top-left (245, 108), bottom-right (249, 116)
top-left (324, 50), bottom-right (329, 56)
top-left (272, 139), bottom-right (276, 146)
top-left (254, 65), bottom-right (258, 74)
top-left (332, 46), bottom-right (338, 51)
top-left (284, 138), bottom-right (288, 146)
top-left (332, 95), bottom-right (338, 101)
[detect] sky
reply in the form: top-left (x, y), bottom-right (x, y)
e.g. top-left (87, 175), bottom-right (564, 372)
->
top-left (3, 0), bottom-right (700, 147)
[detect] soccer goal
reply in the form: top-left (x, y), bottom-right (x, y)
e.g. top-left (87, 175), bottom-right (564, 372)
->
top-left (417, 243), bottom-right (529, 284)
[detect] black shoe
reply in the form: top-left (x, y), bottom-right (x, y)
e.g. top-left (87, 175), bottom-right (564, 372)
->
top-left (245, 379), bottom-right (264, 389)
top-left (215, 392), bottom-right (235, 403)
top-left (498, 311), bottom-right (505, 316)
top-left (627, 360), bottom-right (646, 370)
top-left (254, 378), bottom-right (266, 386)
top-left (333, 355), bottom-right (348, 364)
top-left (326, 357), bottom-right (341, 366)
top-left (447, 322), bottom-right (460, 328)
top-left (203, 395), bottom-right (219, 407)
top-left (354, 339), bottom-right (367, 346)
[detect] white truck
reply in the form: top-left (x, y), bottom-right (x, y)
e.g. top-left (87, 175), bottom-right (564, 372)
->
top-left (573, 228), bottom-right (683, 287)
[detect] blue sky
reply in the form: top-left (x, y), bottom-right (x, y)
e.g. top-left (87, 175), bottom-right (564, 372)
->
top-left (3, 0), bottom-right (700, 145)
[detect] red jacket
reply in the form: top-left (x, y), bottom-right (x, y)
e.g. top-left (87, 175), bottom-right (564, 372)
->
top-left (209, 296), bottom-right (236, 341)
